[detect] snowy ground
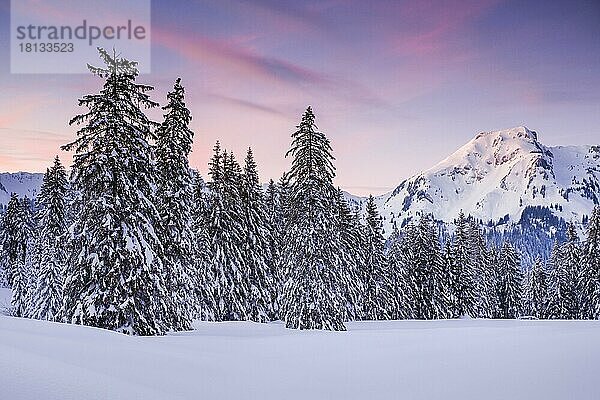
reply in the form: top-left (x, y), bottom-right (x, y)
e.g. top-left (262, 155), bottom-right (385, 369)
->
top-left (0, 287), bottom-right (11, 315)
top-left (1, 296), bottom-right (600, 400)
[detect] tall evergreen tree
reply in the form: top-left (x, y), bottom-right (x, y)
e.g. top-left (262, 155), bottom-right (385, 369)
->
top-left (497, 242), bottom-right (523, 319)
top-left (333, 188), bottom-right (364, 321)
top-left (393, 215), bottom-right (450, 319)
top-left (30, 156), bottom-right (68, 321)
top-left (0, 194), bottom-right (33, 316)
top-left (524, 257), bottom-right (548, 318)
top-left (190, 173), bottom-right (217, 321)
top-left (362, 195), bottom-right (394, 320)
top-left (207, 145), bottom-right (249, 321)
top-left (441, 239), bottom-right (457, 316)
top-left (547, 224), bottom-right (582, 319)
top-left (155, 78), bottom-right (195, 331)
top-left (280, 106), bottom-right (346, 330)
top-left (582, 207), bottom-right (600, 318)
top-left (265, 178), bottom-right (282, 319)
top-left (449, 212), bottom-right (478, 317)
top-left (265, 173), bottom-right (292, 320)
top-left (388, 228), bottom-right (417, 319)
top-left (468, 220), bottom-right (498, 318)
top-left (61, 49), bottom-right (168, 335)
top-left (241, 148), bottom-right (274, 322)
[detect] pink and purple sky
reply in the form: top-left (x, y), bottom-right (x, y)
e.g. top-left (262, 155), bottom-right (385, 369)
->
top-left (1, 0), bottom-right (599, 195)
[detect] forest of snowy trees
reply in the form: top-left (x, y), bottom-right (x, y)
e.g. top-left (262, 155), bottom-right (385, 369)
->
top-left (2, 49), bottom-right (600, 335)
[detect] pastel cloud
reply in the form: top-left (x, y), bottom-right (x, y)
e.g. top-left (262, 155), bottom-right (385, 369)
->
top-left (153, 27), bottom-right (329, 87)
top-left (391, 0), bottom-right (503, 58)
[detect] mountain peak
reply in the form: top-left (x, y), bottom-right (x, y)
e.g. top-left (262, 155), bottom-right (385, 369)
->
top-left (429, 126), bottom-right (545, 176)
top-left (378, 126), bottom-right (599, 235)
top-left (474, 126), bottom-right (537, 142)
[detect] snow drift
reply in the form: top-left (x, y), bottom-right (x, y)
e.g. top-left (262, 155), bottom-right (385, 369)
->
top-left (1, 314), bottom-right (599, 400)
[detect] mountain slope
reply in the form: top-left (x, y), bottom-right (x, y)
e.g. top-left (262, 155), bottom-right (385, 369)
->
top-left (0, 172), bottom-right (44, 210)
top-left (376, 126), bottom-right (600, 232)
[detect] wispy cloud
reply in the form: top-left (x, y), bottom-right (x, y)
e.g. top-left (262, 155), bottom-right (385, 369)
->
top-left (152, 26), bottom-right (389, 108)
top-left (392, 0), bottom-right (503, 58)
top-left (153, 28), bottom-right (330, 87)
top-left (206, 93), bottom-right (286, 116)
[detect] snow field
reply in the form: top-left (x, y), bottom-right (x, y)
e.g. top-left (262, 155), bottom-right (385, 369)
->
top-left (1, 315), bottom-right (599, 400)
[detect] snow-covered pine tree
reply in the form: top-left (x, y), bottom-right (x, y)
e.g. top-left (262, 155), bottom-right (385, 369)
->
top-left (265, 178), bottom-right (282, 319)
top-left (497, 242), bottom-right (523, 319)
top-left (487, 245), bottom-right (503, 318)
top-left (22, 197), bottom-right (39, 318)
top-left (582, 207), bottom-right (600, 319)
top-left (387, 225), bottom-right (418, 319)
top-left (525, 257), bottom-right (548, 318)
top-left (30, 156), bottom-right (68, 321)
top-left (333, 188), bottom-right (364, 321)
top-left (0, 218), bottom-right (4, 287)
top-left (190, 172), bottom-right (217, 321)
top-left (155, 78), bottom-right (195, 331)
top-left (449, 212), bottom-right (478, 318)
top-left (393, 215), bottom-right (449, 319)
top-left (441, 239), bottom-right (457, 316)
top-left (362, 195), bottom-right (394, 320)
top-left (280, 106), bottom-right (346, 330)
top-left (0, 194), bottom-right (33, 316)
top-left (207, 144), bottom-right (249, 321)
top-left (264, 172), bottom-right (293, 320)
top-left (241, 148), bottom-right (274, 322)
top-left (546, 224), bottom-right (582, 319)
top-left (419, 215), bottom-right (451, 319)
top-left (563, 223), bottom-right (585, 319)
top-left (388, 225), bottom-right (417, 319)
top-left (61, 48), bottom-right (168, 335)
top-left (468, 220), bottom-right (498, 318)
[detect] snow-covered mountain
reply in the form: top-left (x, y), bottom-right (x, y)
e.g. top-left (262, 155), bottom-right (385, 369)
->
top-left (0, 172), bottom-right (44, 210)
top-left (375, 126), bottom-right (600, 232)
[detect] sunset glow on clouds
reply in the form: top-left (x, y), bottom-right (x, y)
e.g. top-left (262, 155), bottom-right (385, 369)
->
top-left (0, 0), bottom-right (599, 194)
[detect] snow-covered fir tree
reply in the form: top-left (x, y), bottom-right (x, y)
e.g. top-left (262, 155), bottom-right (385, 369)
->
top-left (441, 239), bottom-right (456, 315)
top-left (524, 257), bottom-right (548, 318)
top-left (241, 148), bottom-right (275, 322)
top-left (30, 156), bottom-right (68, 321)
top-left (497, 242), bottom-right (523, 319)
top-left (546, 224), bottom-right (582, 319)
top-left (264, 173), bottom-right (293, 320)
top-left (0, 194), bottom-right (33, 316)
top-left (61, 49), bottom-right (169, 335)
top-left (265, 178), bottom-right (282, 319)
top-left (468, 220), bottom-right (498, 318)
top-left (448, 212), bottom-right (478, 317)
top-left (207, 144), bottom-right (249, 321)
top-left (581, 207), bottom-right (600, 318)
top-left (155, 78), bottom-right (196, 331)
top-left (333, 188), bottom-right (365, 321)
top-left (190, 173), bottom-right (217, 321)
top-left (388, 228), bottom-right (417, 319)
top-left (361, 195), bottom-right (394, 320)
top-left (390, 216), bottom-right (448, 319)
top-left (280, 106), bottom-right (346, 330)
